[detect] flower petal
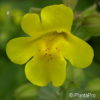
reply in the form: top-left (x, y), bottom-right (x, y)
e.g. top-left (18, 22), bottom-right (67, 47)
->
top-left (25, 51), bottom-right (66, 87)
top-left (25, 57), bottom-right (50, 87)
top-left (41, 4), bottom-right (73, 32)
top-left (21, 13), bottom-right (42, 37)
top-left (21, 5), bottom-right (73, 39)
top-left (48, 53), bottom-right (67, 87)
top-left (6, 37), bottom-right (35, 64)
top-left (59, 33), bottom-right (94, 68)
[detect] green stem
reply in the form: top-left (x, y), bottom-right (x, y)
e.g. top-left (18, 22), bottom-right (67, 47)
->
top-left (60, 64), bottom-right (75, 100)
top-left (62, 88), bottom-right (67, 100)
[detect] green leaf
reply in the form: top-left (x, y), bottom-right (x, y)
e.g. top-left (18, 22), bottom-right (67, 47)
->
top-left (86, 78), bottom-right (100, 99)
top-left (38, 85), bottom-right (61, 100)
top-left (15, 83), bottom-right (39, 100)
top-left (63, 63), bottom-right (86, 89)
top-left (86, 78), bottom-right (100, 91)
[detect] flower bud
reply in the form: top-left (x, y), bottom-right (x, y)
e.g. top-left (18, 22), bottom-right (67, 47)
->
top-left (83, 14), bottom-right (100, 36)
top-left (63, 0), bottom-right (79, 9)
top-left (81, 4), bottom-right (97, 17)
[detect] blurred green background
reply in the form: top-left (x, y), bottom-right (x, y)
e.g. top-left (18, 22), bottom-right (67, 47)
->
top-left (0, 0), bottom-right (100, 100)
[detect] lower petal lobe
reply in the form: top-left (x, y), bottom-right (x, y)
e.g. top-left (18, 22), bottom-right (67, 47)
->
top-left (25, 48), bottom-right (67, 87)
top-left (6, 37), bottom-right (35, 64)
top-left (25, 56), bottom-right (50, 87)
top-left (59, 33), bottom-right (94, 68)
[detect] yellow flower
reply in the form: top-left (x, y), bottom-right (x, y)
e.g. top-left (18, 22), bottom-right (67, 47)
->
top-left (6, 4), bottom-right (94, 87)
